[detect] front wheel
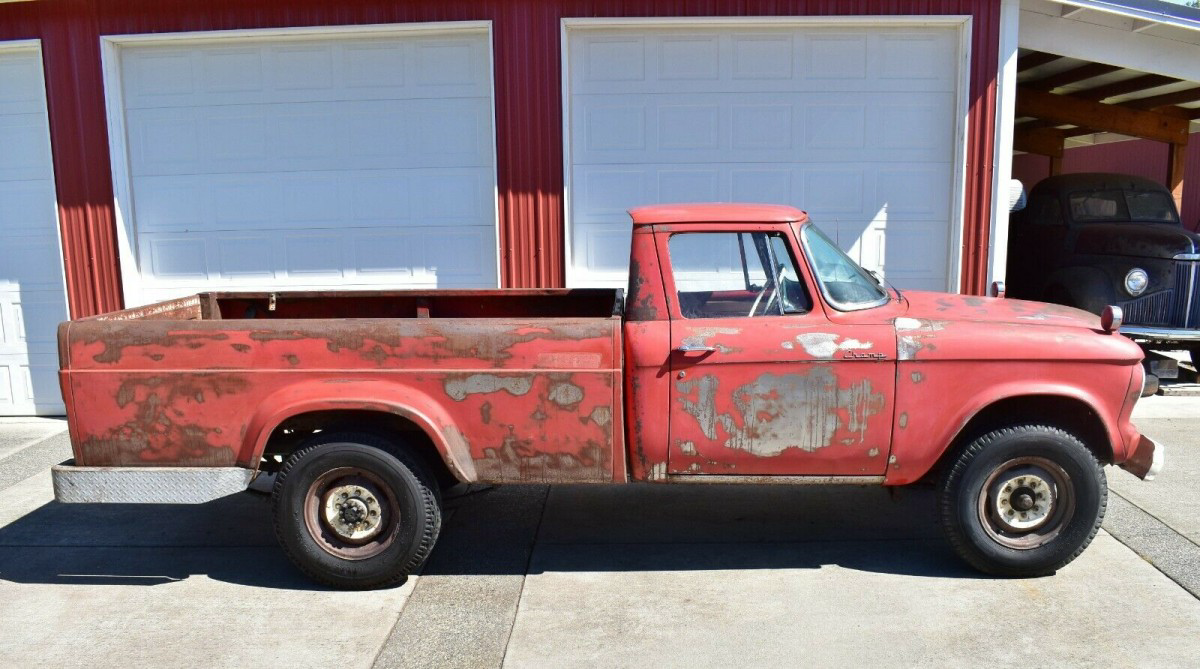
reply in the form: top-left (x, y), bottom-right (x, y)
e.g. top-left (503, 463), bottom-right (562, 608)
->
top-left (938, 425), bottom-right (1106, 577)
top-left (272, 432), bottom-right (442, 589)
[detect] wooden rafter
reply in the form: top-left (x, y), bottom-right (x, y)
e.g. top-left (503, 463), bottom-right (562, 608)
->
top-left (1072, 73), bottom-right (1181, 101)
top-left (1026, 62), bottom-right (1121, 92)
top-left (1013, 127), bottom-right (1066, 157)
top-left (1015, 87), bottom-right (1191, 144)
top-left (1126, 86), bottom-right (1200, 110)
top-left (1017, 51), bottom-right (1062, 73)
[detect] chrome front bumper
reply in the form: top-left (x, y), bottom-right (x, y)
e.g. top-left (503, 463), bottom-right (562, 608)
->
top-left (1120, 436), bottom-right (1165, 481)
top-left (1122, 326), bottom-right (1200, 343)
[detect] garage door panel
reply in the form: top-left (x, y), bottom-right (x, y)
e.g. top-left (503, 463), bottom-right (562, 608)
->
top-left (137, 223), bottom-right (497, 293)
top-left (572, 91), bottom-right (952, 165)
top-left (122, 36), bottom-right (491, 110)
top-left (568, 24), bottom-right (961, 291)
top-left (127, 97), bottom-right (493, 177)
top-left (571, 28), bottom-right (958, 96)
top-left (134, 166), bottom-right (494, 234)
top-left (0, 45), bottom-right (67, 415)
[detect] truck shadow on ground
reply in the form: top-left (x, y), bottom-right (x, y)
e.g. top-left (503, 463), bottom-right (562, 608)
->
top-left (0, 482), bottom-right (984, 589)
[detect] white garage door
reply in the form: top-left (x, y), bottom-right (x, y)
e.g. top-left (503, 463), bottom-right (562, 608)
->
top-left (566, 22), bottom-right (965, 291)
top-left (0, 44), bottom-right (68, 416)
top-left (109, 26), bottom-right (498, 305)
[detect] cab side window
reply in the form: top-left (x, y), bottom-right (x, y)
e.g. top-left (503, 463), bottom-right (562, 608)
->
top-left (668, 232), bottom-right (812, 319)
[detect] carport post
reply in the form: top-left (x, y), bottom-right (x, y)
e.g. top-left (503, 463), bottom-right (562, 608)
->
top-left (1167, 141), bottom-right (1187, 213)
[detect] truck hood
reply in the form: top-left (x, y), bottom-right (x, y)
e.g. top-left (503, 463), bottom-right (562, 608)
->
top-left (1073, 223), bottom-right (1199, 259)
top-left (899, 291), bottom-right (1101, 330)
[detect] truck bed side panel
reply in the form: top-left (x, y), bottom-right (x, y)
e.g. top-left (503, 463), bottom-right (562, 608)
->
top-left (63, 317), bottom-right (623, 483)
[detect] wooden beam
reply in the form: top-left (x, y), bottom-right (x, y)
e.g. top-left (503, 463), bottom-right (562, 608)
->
top-left (1017, 51), bottom-right (1062, 73)
top-left (1073, 74), bottom-right (1180, 101)
top-left (1014, 127), bottom-right (1065, 157)
top-left (1127, 86), bottom-right (1200, 109)
top-left (1015, 87), bottom-right (1191, 144)
top-left (1050, 155), bottom-right (1064, 176)
top-left (1026, 62), bottom-right (1121, 92)
top-left (1168, 142), bottom-right (1186, 212)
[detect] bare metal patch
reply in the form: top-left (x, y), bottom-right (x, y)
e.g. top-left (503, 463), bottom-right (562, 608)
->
top-left (679, 441), bottom-right (698, 456)
top-left (676, 369), bottom-right (885, 456)
top-left (910, 372), bottom-right (923, 383)
top-left (548, 382), bottom-right (585, 407)
top-left (793, 333), bottom-right (872, 359)
top-left (444, 374), bottom-right (533, 401)
top-left (589, 406), bottom-right (612, 427)
top-left (898, 412), bottom-right (908, 428)
top-left (868, 448), bottom-right (880, 457)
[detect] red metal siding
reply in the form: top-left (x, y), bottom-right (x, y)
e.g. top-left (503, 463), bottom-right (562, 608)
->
top-left (0, 0), bottom-right (1001, 315)
top-left (1013, 139), bottom-right (1200, 232)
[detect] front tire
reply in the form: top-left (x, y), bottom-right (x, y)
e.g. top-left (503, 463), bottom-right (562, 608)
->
top-left (939, 425), bottom-right (1106, 577)
top-left (272, 432), bottom-right (442, 589)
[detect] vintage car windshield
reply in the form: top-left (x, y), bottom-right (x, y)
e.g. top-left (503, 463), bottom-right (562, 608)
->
top-left (800, 224), bottom-right (890, 311)
top-left (1069, 189), bottom-right (1179, 224)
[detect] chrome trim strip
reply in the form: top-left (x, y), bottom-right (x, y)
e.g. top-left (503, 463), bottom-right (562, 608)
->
top-left (1173, 253), bottom-right (1200, 261)
top-left (665, 474), bottom-right (885, 485)
top-left (1187, 261), bottom-right (1199, 328)
top-left (1121, 326), bottom-right (1200, 341)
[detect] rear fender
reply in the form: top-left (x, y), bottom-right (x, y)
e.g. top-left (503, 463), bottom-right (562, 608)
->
top-left (240, 378), bottom-right (477, 481)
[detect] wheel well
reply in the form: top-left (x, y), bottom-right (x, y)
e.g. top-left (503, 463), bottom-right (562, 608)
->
top-left (261, 409), bottom-right (458, 488)
top-left (927, 395), bottom-right (1113, 482)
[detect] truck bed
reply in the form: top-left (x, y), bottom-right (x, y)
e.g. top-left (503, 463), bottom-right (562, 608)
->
top-left (59, 289), bottom-right (626, 483)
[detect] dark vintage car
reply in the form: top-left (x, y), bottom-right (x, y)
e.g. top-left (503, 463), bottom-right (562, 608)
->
top-left (1007, 173), bottom-right (1199, 363)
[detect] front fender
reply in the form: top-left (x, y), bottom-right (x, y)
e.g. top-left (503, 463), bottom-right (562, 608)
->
top-left (239, 378), bottom-right (477, 481)
top-left (888, 370), bottom-right (1128, 485)
top-left (1043, 265), bottom-right (1115, 313)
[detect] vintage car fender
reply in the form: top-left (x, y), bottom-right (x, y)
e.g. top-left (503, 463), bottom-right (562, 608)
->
top-left (887, 375), bottom-right (1131, 486)
top-left (240, 377), bottom-right (477, 481)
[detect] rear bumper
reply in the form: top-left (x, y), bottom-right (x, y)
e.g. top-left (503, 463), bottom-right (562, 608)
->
top-left (1119, 435), bottom-right (1165, 481)
top-left (52, 462), bottom-right (255, 503)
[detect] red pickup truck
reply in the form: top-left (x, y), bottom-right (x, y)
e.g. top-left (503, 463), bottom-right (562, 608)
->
top-left (53, 204), bottom-right (1162, 589)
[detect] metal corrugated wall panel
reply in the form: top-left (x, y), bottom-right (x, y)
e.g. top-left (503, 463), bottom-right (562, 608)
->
top-left (1, 0), bottom-right (1001, 312)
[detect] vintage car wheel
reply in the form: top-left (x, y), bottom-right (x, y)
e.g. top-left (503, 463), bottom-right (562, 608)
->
top-left (272, 432), bottom-right (441, 589)
top-left (938, 425), bottom-right (1106, 577)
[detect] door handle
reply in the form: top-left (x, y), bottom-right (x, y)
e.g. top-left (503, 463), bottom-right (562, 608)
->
top-left (675, 345), bottom-right (716, 353)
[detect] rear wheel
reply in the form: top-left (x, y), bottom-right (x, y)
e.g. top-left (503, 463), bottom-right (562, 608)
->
top-left (272, 432), bottom-right (441, 589)
top-left (938, 425), bottom-right (1106, 576)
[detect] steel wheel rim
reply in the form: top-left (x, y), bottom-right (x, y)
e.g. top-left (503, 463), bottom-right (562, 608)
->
top-left (304, 467), bottom-right (400, 560)
top-left (977, 456), bottom-right (1076, 550)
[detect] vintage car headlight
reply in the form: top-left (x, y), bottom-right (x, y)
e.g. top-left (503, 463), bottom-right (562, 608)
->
top-left (1124, 268), bottom-right (1148, 297)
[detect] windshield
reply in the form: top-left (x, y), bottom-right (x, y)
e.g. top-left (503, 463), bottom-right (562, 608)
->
top-left (800, 224), bottom-right (889, 311)
top-left (1068, 189), bottom-right (1179, 224)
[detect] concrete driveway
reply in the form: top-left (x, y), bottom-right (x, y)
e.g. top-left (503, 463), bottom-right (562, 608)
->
top-left (0, 398), bottom-right (1197, 668)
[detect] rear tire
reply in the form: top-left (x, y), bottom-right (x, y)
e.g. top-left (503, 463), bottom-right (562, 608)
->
top-left (938, 425), bottom-right (1106, 577)
top-left (272, 432), bottom-right (442, 589)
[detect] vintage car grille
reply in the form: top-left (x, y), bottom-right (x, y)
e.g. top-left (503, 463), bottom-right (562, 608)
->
top-left (1118, 259), bottom-right (1200, 328)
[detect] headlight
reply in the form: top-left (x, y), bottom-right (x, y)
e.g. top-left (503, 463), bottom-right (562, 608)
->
top-left (1124, 268), bottom-right (1148, 297)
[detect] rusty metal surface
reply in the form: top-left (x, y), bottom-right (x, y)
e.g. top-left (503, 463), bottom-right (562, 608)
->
top-left (63, 297), bottom-right (624, 483)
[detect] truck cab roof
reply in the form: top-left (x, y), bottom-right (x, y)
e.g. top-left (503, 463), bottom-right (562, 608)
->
top-left (628, 203), bottom-right (809, 226)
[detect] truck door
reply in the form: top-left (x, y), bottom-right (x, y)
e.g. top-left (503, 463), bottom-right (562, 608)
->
top-left (661, 227), bottom-right (896, 478)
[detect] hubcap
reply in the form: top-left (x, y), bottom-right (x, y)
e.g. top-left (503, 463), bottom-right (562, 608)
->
top-left (322, 484), bottom-right (385, 542)
top-left (977, 456), bottom-right (1076, 550)
top-left (304, 467), bottom-right (400, 560)
top-left (990, 470), bottom-right (1055, 532)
